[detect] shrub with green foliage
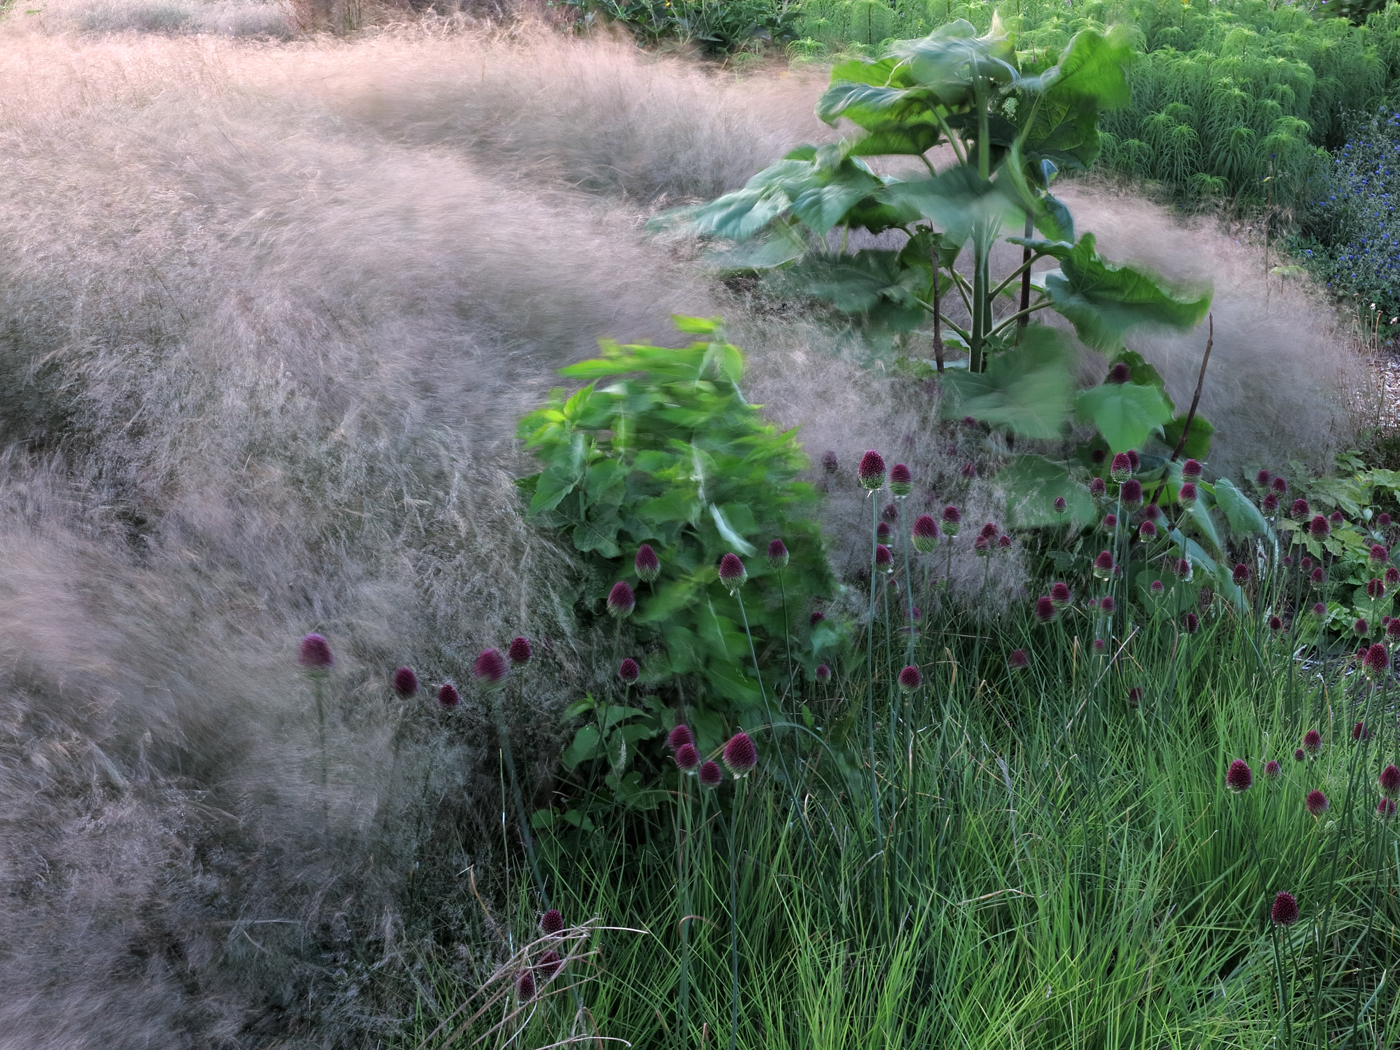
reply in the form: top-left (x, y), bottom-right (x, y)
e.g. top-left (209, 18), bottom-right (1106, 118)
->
top-left (517, 317), bottom-right (837, 787)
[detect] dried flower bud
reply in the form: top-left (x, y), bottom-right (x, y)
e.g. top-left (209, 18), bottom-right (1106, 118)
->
top-left (1120, 479), bottom-right (1143, 508)
top-left (668, 725), bottom-right (694, 752)
top-left (723, 731), bottom-right (758, 776)
top-left (675, 743), bottom-right (701, 771)
top-left (1110, 453), bottom-right (1133, 483)
top-left (889, 463), bottom-right (912, 497)
top-left (1292, 498), bottom-right (1310, 518)
top-left (1181, 459), bottom-right (1203, 479)
top-left (1306, 789), bottom-right (1329, 817)
top-left (912, 515), bottom-right (940, 553)
top-left (1225, 759), bottom-right (1253, 792)
top-left (718, 553), bottom-right (747, 591)
top-left (299, 633), bottom-right (333, 672)
top-left (608, 581), bottom-right (637, 618)
top-left (898, 665), bottom-right (922, 691)
top-left (618, 658), bottom-right (640, 683)
top-left (1303, 729), bottom-right (1322, 755)
top-left (858, 450), bottom-right (887, 490)
top-left (393, 667), bottom-right (419, 697)
top-left (635, 544), bottom-right (661, 583)
top-left (474, 648), bottom-right (509, 685)
top-left (1271, 891), bottom-right (1299, 926)
top-left (437, 683), bottom-right (461, 708)
top-left (508, 637), bottom-right (533, 666)
top-left (767, 538), bottom-right (789, 570)
top-left (1007, 648), bottom-right (1029, 670)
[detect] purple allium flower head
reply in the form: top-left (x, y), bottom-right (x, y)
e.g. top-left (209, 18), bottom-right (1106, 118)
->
top-left (961, 462), bottom-right (978, 480)
top-left (668, 724), bottom-right (694, 752)
top-left (1310, 515), bottom-right (1331, 538)
top-left (537, 950), bottom-right (563, 980)
top-left (889, 463), bottom-right (913, 497)
top-left (1051, 582), bottom-right (1071, 605)
top-left (1054, 496), bottom-right (1067, 513)
top-left (875, 544), bottom-right (894, 571)
top-left (718, 553), bottom-right (747, 591)
top-left (474, 648), bottom-right (509, 685)
top-left (1093, 638), bottom-right (1106, 651)
top-left (618, 658), bottom-right (640, 683)
top-left (1308, 567), bottom-right (1325, 586)
top-left (1110, 453), bottom-right (1133, 483)
top-left (437, 683), bottom-right (461, 708)
top-left (1121, 479), bottom-right (1143, 508)
top-left (810, 610), bottom-right (825, 626)
top-left (1382, 512), bottom-right (1394, 526)
top-left (1178, 482), bottom-right (1198, 506)
top-left (815, 664), bottom-right (831, 681)
top-left (882, 502), bottom-right (899, 523)
top-left (1175, 558), bottom-right (1192, 580)
top-left (608, 581), bottom-right (636, 618)
top-left (1389, 567), bottom-right (1400, 585)
top-left (1092, 448), bottom-right (1106, 465)
top-left (1181, 459), bottom-right (1203, 480)
top-left (1306, 789), bottom-right (1329, 817)
top-left (858, 450), bottom-right (887, 490)
top-left (1103, 513), bottom-right (1118, 529)
top-left (941, 505), bottom-right (962, 535)
top-left (1359, 646), bottom-right (1371, 661)
top-left (973, 533), bottom-right (991, 555)
top-left (1356, 618), bottom-right (1371, 637)
top-left (912, 514), bottom-right (940, 553)
top-left (1107, 362), bottom-right (1131, 384)
top-left (541, 909), bottom-right (565, 935)
top-left (1127, 450), bottom-right (1141, 472)
top-left (1269, 615), bottom-right (1283, 632)
top-left (1035, 596), bottom-right (1057, 623)
top-left (1354, 720), bottom-right (1372, 741)
top-left (1232, 562), bottom-right (1251, 586)
top-left (1262, 493), bottom-right (1279, 512)
top-left (1303, 729), bottom-right (1322, 755)
top-left (1256, 469), bottom-right (1272, 488)
top-left (1264, 760), bottom-right (1281, 781)
top-left (979, 522), bottom-right (999, 539)
top-left (822, 450), bottom-right (839, 474)
top-left (508, 636), bottom-right (533, 666)
top-left (1372, 544), bottom-right (1390, 565)
top-left (1094, 550), bottom-right (1115, 577)
top-left (1331, 510), bottom-right (1345, 524)
top-left (1294, 747), bottom-right (1306, 762)
top-left (997, 534), bottom-right (1012, 550)
top-left (1380, 798), bottom-right (1397, 821)
top-left (1381, 764), bottom-right (1400, 798)
top-left (1099, 596), bottom-right (1116, 613)
top-left (1292, 498), bottom-right (1311, 518)
top-left (299, 633), bottom-right (333, 672)
top-left (1370, 578), bottom-right (1387, 599)
top-left (1090, 476), bottom-right (1106, 498)
top-left (910, 606), bottom-right (922, 621)
top-left (516, 969), bottom-right (536, 1001)
top-left (1139, 520), bottom-right (1158, 539)
top-left (1127, 687), bottom-right (1143, 705)
top-left (898, 665), bottom-right (922, 691)
top-left (1007, 648), bottom-right (1029, 670)
top-left (635, 544), bottom-right (661, 583)
top-left (1271, 891), bottom-right (1299, 926)
top-left (1225, 759), bottom-right (1253, 792)
top-left (1184, 612), bottom-right (1200, 634)
top-left (1365, 643), bottom-right (1390, 679)
top-left (1302, 556), bottom-right (1313, 570)
top-left (723, 732), bottom-right (757, 775)
top-left (675, 743), bottom-right (701, 772)
top-left (393, 667), bottom-right (419, 697)
top-left (1272, 476), bottom-right (1288, 494)
top-left (767, 538), bottom-right (789, 570)
top-left (876, 521), bottom-right (891, 542)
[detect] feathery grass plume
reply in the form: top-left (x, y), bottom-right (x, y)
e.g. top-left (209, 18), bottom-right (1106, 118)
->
top-left (1181, 459), bottom-right (1203, 480)
top-left (1051, 582), bottom-right (1071, 605)
top-left (1232, 563), bottom-right (1251, 585)
top-left (1372, 544), bottom-right (1390, 565)
top-left (635, 544), bottom-right (661, 583)
top-left (1379, 798), bottom-right (1397, 821)
top-left (473, 648), bottom-right (509, 686)
top-left (1090, 477), bottom-right (1106, 498)
top-left (875, 544), bottom-right (894, 572)
top-left (876, 522), bottom-right (892, 542)
top-left (675, 743), bottom-right (701, 772)
top-left (1140, 521), bottom-right (1158, 540)
top-left (912, 514), bottom-right (939, 553)
top-left (1353, 721), bottom-right (1372, 741)
top-left (1370, 578), bottom-right (1388, 599)
top-left (821, 450), bottom-right (839, 474)
top-left (1293, 498), bottom-right (1311, 518)
top-left (1356, 618), bottom-right (1371, 637)
top-left (1272, 476), bottom-right (1288, 494)
top-left (1262, 493), bottom-right (1279, 513)
top-left (718, 553), bottom-right (747, 592)
top-left (1120, 479), bottom-right (1143, 509)
top-left (940, 505), bottom-right (961, 536)
top-left (889, 464), bottom-right (912, 497)
top-left (507, 636), bottom-right (533, 666)
top-left (1271, 892), bottom-right (1300, 926)
top-left (668, 725), bottom-right (694, 752)
top-left (857, 450), bottom-right (886, 491)
top-left (1184, 612), bottom-right (1200, 633)
top-left (540, 909), bottom-right (565, 936)
top-left (437, 683), bottom-right (462, 709)
top-left (515, 969), bottom-right (536, 1002)
top-left (298, 633), bottom-right (333, 674)
top-left (1304, 729), bottom-right (1323, 755)
top-left (607, 581), bottom-right (637, 619)
top-left (1381, 764), bottom-right (1400, 798)
top-left (392, 667), bottom-right (419, 698)
top-left (766, 539), bottom-right (789, 570)
top-left (898, 664), bottom-right (922, 691)
top-left (1110, 453), bottom-right (1133, 483)
top-left (1225, 759), bottom-right (1253, 792)
top-left (1269, 615), bottom-right (1283, 632)
top-left (1306, 789), bottom-right (1330, 816)
top-left (618, 658), bottom-right (640, 683)
top-left (698, 760), bottom-right (723, 789)
top-left (1107, 362), bottom-right (1131, 384)
top-left (1255, 469), bottom-right (1272, 488)
top-left (1310, 515), bottom-right (1331, 537)
top-left (1264, 760), bottom-right (1282, 781)
top-left (1295, 748), bottom-right (1307, 762)
top-left (1093, 551), bottom-right (1115, 579)
top-left (814, 664), bottom-right (831, 681)
top-left (1034, 596), bottom-right (1057, 623)
top-left (1178, 482), bottom-right (1197, 507)
top-left (1007, 648), bottom-right (1029, 671)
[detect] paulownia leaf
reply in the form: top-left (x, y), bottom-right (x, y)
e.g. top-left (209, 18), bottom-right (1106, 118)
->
top-left (1074, 380), bottom-right (1174, 452)
top-left (877, 166), bottom-right (1023, 244)
top-left (1212, 478), bottom-right (1274, 540)
top-left (1160, 413), bottom-right (1214, 460)
top-left (939, 327), bottom-right (1072, 439)
top-left (999, 454), bottom-right (1095, 527)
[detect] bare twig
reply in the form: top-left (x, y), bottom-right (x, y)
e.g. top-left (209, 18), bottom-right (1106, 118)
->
top-left (1151, 313), bottom-right (1213, 507)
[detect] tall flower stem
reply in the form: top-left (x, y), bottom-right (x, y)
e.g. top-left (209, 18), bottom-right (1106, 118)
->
top-left (866, 494), bottom-right (883, 846)
top-left (776, 572), bottom-right (799, 765)
top-left (1271, 923), bottom-right (1293, 1049)
top-left (677, 775), bottom-right (694, 1050)
top-left (734, 590), bottom-right (794, 801)
top-left (727, 777), bottom-right (748, 1050)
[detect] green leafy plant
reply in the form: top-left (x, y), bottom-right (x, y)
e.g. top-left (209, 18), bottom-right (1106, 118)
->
top-left (517, 317), bottom-right (838, 783)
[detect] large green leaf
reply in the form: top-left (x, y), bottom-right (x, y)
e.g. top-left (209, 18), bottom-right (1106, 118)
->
top-left (1044, 234), bottom-right (1212, 352)
top-left (877, 166), bottom-right (1023, 244)
top-left (1212, 478), bottom-right (1274, 540)
top-left (1074, 380), bottom-right (1175, 452)
top-left (999, 454), bottom-right (1095, 527)
top-left (939, 327), bottom-right (1072, 439)
top-left (887, 18), bottom-right (1018, 101)
top-left (1160, 413), bottom-right (1214, 460)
